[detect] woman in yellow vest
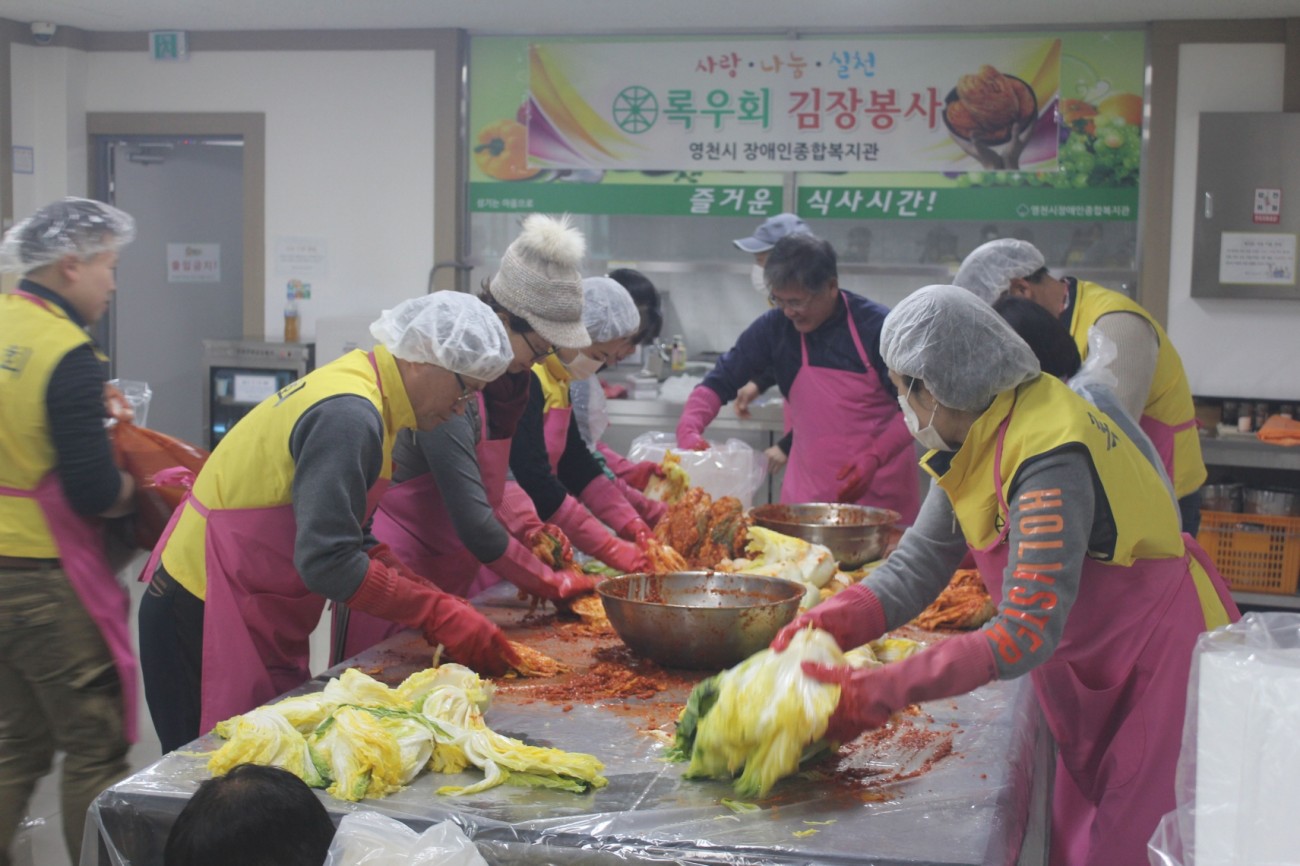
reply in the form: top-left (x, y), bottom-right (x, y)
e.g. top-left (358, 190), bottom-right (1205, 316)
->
top-left (137, 293), bottom-right (519, 753)
top-left (955, 238), bottom-right (1206, 533)
top-left (0, 197), bottom-right (138, 866)
top-left (773, 286), bottom-right (1237, 866)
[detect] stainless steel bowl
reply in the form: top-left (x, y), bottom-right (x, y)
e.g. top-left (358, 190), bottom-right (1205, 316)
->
top-left (749, 502), bottom-right (899, 569)
top-left (596, 572), bottom-right (803, 670)
top-left (1201, 482), bottom-right (1243, 513)
top-left (1243, 487), bottom-right (1300, 517)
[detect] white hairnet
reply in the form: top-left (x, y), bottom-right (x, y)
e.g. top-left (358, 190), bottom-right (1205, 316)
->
top-left (370, 292), bottom-right (512, 381)
top-left (952, 238), bottom-right (1045, 305)
top-left (581, 276), bottom-right (640, 343)
top-left (0, 197), bottom-right (136, 274)
top-left (881, 285), bottom-right (1041, 412)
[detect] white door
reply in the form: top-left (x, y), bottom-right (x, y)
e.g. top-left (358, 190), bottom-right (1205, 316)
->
top-left (106, 138), bottom-right (245, 446)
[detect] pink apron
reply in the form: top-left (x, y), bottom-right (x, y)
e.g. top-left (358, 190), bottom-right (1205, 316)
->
top-left (1139, 414), bottom-right (1198, 492)
top-left (542, 403), bottom-right (573, 473)
top-left (1, 476), bottom-right (140, 742)
top-left (354, 395), bottom-right (510, 658)
top-left (970, 414), bottom-right (1237, 866)
top-left (141, 354), bottom-right (392, 733)
top-left (780, 296), bottom-right (920, 524)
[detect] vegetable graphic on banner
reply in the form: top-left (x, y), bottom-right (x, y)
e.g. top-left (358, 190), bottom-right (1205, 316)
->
top-left (521, 37), bottom-right (1059, 173)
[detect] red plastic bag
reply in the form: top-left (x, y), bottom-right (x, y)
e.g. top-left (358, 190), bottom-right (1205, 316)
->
top-left (109, 421), bottom-right (209, 550)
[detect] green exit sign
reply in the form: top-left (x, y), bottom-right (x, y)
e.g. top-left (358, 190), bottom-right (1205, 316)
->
top-left (149, 31), bottom-right (188, 61)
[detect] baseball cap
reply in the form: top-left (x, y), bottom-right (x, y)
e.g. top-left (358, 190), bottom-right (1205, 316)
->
top-left (732, 213), bottom-right (811, 254)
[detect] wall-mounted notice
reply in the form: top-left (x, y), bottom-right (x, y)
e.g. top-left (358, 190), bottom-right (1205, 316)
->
top-left (167, 243), bottom-right (221, 283)
top-left (232, 373), bottom-right (279, 405)
top-left (1219, 232), bottom-right (1295, 286)
top-left (275, 236), bottom-right (329, 279)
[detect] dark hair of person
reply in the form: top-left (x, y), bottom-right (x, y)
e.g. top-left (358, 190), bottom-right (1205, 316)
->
top-left (1022, 265), bottom-right (1050, 284)
top-left (608, 267), bottom-right (663, 345)
top-left (478, 278), bottom-right (536, 335)
top-left (993, 294), bottom-right (1081, 379)
top-left (163, 764), bottom-right (336, 866)
top-left (764, 233), bottom-right (837, 294)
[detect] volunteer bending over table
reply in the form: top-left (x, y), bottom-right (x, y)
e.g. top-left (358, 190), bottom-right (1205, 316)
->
top-left (774, 285), bottom-right (1238, 866)
top-left (351, 215), bottom-right (599, 659)
top-left (138, 293), bottom-right (520, 753)
top-left (508, 276), bottom-right (652, 574)
top-left (0, 198), bottom-right (138, 866)
top-left (676, 233), bottom-right (920, 523)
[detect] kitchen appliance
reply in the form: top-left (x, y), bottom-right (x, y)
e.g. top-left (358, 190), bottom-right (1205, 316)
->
top-left (1191, 112), bottom-right (1300, 300)
top-left (750, 503), bottom-right (900, 569)
top-left (597, 571), bottom-right (802, 670)
top-left (202, 339), bottom-right (314, 449)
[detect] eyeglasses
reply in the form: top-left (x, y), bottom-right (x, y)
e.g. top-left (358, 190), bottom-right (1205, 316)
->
top-left (522, 331), bottom-right (557, 364)
top-left (768, 292), bottom-right (814, 313)
top-left (452, 372), bottom-right (475, 407)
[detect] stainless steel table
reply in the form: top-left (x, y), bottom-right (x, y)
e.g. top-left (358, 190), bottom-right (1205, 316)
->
top-left (85, 584), bottom-right (1050, 865)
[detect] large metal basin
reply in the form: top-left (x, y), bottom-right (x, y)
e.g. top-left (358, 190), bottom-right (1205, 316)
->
top-left (597, 572), bottom-right (802, 670)
top-left (749, 502), bottom-right (899, 569)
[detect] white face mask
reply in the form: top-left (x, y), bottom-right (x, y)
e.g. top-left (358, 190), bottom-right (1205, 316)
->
top-left (750, 264), bottom-right (767, 295)
top-left (898, 381), bottom-right (952, 452)
top-left (563, 351), bottom-right (603, 381)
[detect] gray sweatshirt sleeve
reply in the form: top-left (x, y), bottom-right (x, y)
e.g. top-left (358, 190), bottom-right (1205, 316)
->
top-left (1093, 311), bottom-right (1158, 421)
top-left (289, 395), bottom-right (386, 600)
top-left (416, 415), bottom-right (510, 562)
top-left (864, 483), bottom-right (971, 628)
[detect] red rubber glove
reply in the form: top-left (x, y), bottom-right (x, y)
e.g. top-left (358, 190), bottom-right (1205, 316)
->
top-left (348, 557), bottom-right (520, 676)
top-left (495, 480), bottom-right (545, 544)
top-left (578, 475), bottom-right (644, 541)
top-left (618, 460), bottom-right (664, 491)
top-left (368, 542), bottom-right (433, 587)
top-left (770, 584), bottom-right (888, 653)
top-left (615, 477), bottom-right (669, 527)
top-left (487, 535), bottom-right (596, 601)
top-left (835, 453), bottom-right (882, 504)
top-left (676, 386), bottom-right (722, 451)
top-left (550, 495), bottom-right (650, 573)
top-left (802, 633), bottom-right (997, 743)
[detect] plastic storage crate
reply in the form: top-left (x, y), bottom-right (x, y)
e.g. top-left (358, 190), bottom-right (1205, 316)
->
top-left (1198, 510), bottom-right (1300, 595)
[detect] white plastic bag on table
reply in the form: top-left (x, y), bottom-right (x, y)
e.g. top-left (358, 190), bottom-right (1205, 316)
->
top-left (628, 430), bottom-right (766, 508)
top-left (107, 378), bottom-right (152, 428)
top-left (1147, 612), bottom-right (1300, 866)
top-left (324, 811), bottom-right (488, 866)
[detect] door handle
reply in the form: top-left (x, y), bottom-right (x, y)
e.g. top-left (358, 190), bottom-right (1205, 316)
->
top-left (1203, 192), bottom-right (1213, 219)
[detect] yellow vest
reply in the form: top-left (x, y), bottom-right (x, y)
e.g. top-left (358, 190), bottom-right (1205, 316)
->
top-left (533, 354), bottom-right (573, 413)
top-left (161, 347), bottom-right (415, 599)
top-left (1067, 280), bottom-right (1206, 498)
top-left (0, 292), bottom-right (102, 557)
top-left (925, 374), bottom-right (1185, 564)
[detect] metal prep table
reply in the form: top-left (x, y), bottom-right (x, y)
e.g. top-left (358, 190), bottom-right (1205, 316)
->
top-left (84, 583), bottom-right (1051, 866)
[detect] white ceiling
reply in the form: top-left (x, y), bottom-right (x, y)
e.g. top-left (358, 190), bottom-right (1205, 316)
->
top-left (1, 0), bottom-right (1298, 35)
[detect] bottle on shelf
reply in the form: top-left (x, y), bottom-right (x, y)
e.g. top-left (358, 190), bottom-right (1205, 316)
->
top-left (283, 288), bottom-right (300, 344)
top-left (669, 334), bottom-right (687, 373)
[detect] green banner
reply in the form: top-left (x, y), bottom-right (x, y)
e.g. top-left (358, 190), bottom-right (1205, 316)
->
top-left (797, 185), bottom-right (1138, 221)
top-left (470, 180), bottom-right (784, 217)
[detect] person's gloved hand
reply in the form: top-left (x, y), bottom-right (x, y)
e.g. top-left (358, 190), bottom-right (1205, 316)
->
top-left (367, 542), bottom-right (431, 587)
top-left (770, 584), bottom-right (887, 652)
top-left (348, 557), bottom-right (519, 676)
top-left (592, 534), bottom-right (651, 573)
top-left (550, 494), bottom-right (649, 573)
top-left (676, 386), bottom-right (722, 451)
top-left (496, 481), bottom-right (545, 543)
top-left (488, 535), bottom-right (596, 601)
top-left (578, 475), bottom-right (644, 542)
top-left (615, 478), bottom-right (668, 527)
top-left (802, 633), bottom-right (997, 743)
top-left (622, 517), bottom-right (654, 545)
top-left (619, 460), bottom-right (664, 491)
top-left (835, 454), bottom-right (882, 503)
top-left (525, 522), bottom-right (574, 564)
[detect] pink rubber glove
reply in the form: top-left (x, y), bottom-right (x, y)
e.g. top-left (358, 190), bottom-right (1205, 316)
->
top-left (348, 557), bottom-right (520, 676)
top-left (578, 475), bottom-right (644, 541)
top-left (368, 542), bottom-right (435, 588)
top-left (495, 480), bottom-right (545, 544)
top-left (676, 386), bottom-right (722, 451)
top-left (770, 584), bottom-right (888, 652)
top-left (835, 453), bottom-right (882, 504)
top-left (599, 444), bottom-right (665, 492)
top-left (487, 535), bottom-right (596, 601)
top-left (802, 632), bottom-right (997, 742)
top-left (615, 477), bottom-right (668, 527)
top-left (550, 495), bottom-right (650, 573)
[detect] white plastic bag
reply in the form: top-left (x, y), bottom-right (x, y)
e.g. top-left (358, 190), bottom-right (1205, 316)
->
top-left (628, 431), bottom-right (766, 508)
top-left (107, 378), bottom-right (152, 428)
top-left (323, 811), bottom-right (488, 866)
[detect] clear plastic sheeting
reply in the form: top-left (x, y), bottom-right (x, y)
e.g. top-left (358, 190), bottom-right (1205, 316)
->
top-left (628, 431), bottom-right (766, 508)
top-left (84, 584), bottom-right (1048, 866)
top-left (324, 812), bottom-right (489, 866)
top-left (1148, 613), bottom-right (1300, 866)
